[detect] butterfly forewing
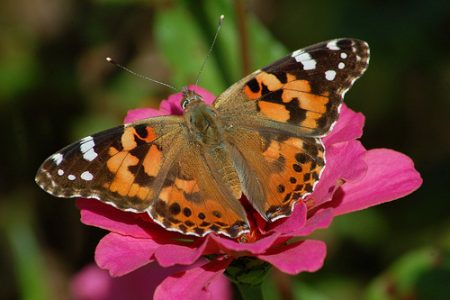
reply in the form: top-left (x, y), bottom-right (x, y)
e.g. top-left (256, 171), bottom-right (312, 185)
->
top-left (36, 116), bottom-right (183, 211)
top-left (215, 38), bottom-right (369, 137)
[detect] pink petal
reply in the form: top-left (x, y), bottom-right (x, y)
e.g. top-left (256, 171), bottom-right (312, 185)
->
top-left (124, 85), bottom-right (215, 122)
top-left (269, 202), bottom-right (307, 236)
top-left (154, 238), bottom-right (209, 267)
top-left (208, 232), bottom-right (280, 254)
top-left (124, 107), bottom-right (169, 123)
top-left (206, 272), bottom-right (233, 300)
top-left (324, 104), bottom-right (365, 145)
top-left (77, 199), bottom-right (170, 240)
top-left (159, 93), bottom-right (184, 115)
top-left (312, 141), bottom-right (368, 208)
top-left (72, 262), bottom-right (207, 300)
top-left (333, 149), bottom-right (423, 215)
top-left (154, 258), bottom-right (232, 300)
top-left (294, 208), bottom-right (334, 236)
top-left (258, 240), bottom-right (327, 275)
top-left (72, 264), bottom-right (111, 300)
top-left (95, 233), bottom-right (159, 276)
top-left (160, 85), bottom-right (216, 115)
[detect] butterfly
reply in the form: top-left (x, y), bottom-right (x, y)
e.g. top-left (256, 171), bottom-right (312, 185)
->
top-left (36, 38), bottom-right (370, 238)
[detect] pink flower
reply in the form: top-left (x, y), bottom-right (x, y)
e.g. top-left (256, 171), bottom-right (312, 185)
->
top-left (75, 85), bottom-right (422, 299)
top-left (71, 262), bottom-right (232, 300)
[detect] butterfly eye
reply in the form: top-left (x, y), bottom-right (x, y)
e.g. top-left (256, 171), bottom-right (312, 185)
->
top-left (181, 99), bottom-right (189, 109)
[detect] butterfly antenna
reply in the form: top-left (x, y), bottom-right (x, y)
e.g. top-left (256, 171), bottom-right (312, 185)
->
top-left (106, 57), bottom-right (177, 91)
top-left (194, 14), bottom-right (225, 87)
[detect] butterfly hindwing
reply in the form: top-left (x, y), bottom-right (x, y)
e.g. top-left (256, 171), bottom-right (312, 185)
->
top-left (148, 141), bottom-right (249, 238)
top-left (225, 127), bottom-right (325, 221)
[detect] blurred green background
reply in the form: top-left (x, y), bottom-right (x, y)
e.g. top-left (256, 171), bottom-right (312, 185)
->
top-left (1, 0), bottom-right (449, 299)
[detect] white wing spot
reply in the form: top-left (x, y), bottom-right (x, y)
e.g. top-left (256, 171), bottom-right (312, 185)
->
top-left (340, 52), bottom-right (348, 59)
top-left (80, 136), bottom-right (98, 162)
top-left (57, 169), bottom-right (64, 176)
top-left (52, 153), bottom-right (63, 165)
top-left (338, 62), bottom-right (345, 69)
top-left (81, 171), bottom-right (93, 181)
top-left (68, 174), bottom-right (76, 181)
top-left (83, 149), bottom-right (98, 161)
top-left (326, 40), bottom-right (340, 50)
top-left (292, 52), bottom-right (316, 70)
top-left (356, 55), bottom-right (361, 61)
top-left (325, 70), bottom-right (337, 81)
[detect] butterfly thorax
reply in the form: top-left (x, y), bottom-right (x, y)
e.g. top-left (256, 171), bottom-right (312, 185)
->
top-left (183, 92), bottom-right (223, 145)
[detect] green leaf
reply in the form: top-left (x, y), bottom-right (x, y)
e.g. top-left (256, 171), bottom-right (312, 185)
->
top-left (1, 193), bottom-right (50, 300)
top-left (154, 5), bottom-right (226, 94)
top-left (364, 247), bottom-right (450, 300)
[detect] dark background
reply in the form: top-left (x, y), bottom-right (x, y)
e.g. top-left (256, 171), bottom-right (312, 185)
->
top-left (0, 0), bottom-right (449, 299)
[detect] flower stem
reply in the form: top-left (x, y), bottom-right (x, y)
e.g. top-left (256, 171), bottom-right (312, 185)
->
top-left (224, 257), bottom-right (271, 300)
top-left (235, 282), bottom-right (264, 300)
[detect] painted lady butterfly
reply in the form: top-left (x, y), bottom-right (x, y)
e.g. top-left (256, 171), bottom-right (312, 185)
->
top-left (36, 38), bottom-right (370, 238)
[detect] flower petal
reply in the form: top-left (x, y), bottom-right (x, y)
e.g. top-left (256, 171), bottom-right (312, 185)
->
top-left (77, 199), bottom-right (168, 240)
top-left (294, 208), bottom-right (334, 236)
top-left (209, 233), bottom-right (280, 255)
top-left (159, 84), bottom-right (216, 115)
top-left (154, 238), bottom-right (209, 267)
top-left (72, 262), bottom-right (209, 300)
top-left (159, 93), bottom-right (184, 115)
top-left (324, 104), bottom-right (365, 145)
top-left (312, 141), bottom-right (368, 208)
top-left (124, 107), bottom-right (169, 123)
top-left (154, 258), bottom-right (232, 300)
top-left (71, 264), bottom-right (111, 300)
top-left (333, 149), bottom-right (423, 215)
top-left (269, 202), bottom-right (307, 236)
top-left (258, 240), bottom-right (327, 275)
top-left (95, 233), bottom-right (159, 276)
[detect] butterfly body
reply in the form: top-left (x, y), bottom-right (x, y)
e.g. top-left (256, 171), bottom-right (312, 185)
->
top-left (36, 38), bottom-right (370, 238)
top-left (183, 97), bottom-right (223, 146)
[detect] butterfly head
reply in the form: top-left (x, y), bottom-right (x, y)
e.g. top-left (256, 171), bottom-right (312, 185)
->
top-left (181, 87), bottom-right (204, 110)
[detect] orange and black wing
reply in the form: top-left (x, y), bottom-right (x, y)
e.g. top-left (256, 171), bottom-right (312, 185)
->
top-left (35, 117), bottom-right (183, 212)
top-left (214, 38), bottom-right (369, 137)
top-left (225, 127), bottom-right (325, 221)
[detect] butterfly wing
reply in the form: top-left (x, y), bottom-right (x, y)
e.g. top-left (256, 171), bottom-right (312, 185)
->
top-left (214, 38), bottom-right (369, 136)
top-left (36, 116), bottom-right (183, 212)
top-left (225, 127), bottom-right (325, 221)
top-left (215, 38), bottom-right (369, 221)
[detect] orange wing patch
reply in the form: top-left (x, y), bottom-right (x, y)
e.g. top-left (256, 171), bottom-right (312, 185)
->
top-left (143, 145), bottom-right (163, 177)
top-left (258, 101), bottom-right (290, 122)
top-left (261, 136), bottom-right (325, 220)
top-left (150, 184), bottom-right (248, 238)
top-left (101, 124), bottom-right (166, 210)
top-left (243, 71), bottom-right (332, 134)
